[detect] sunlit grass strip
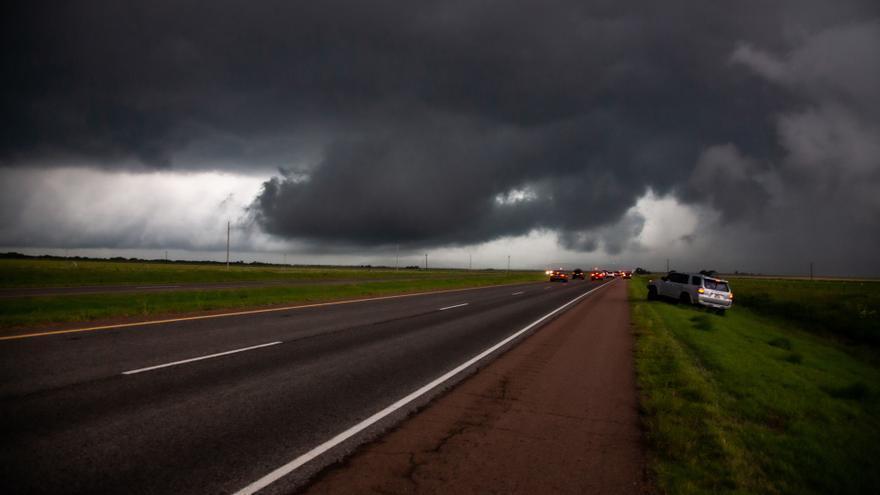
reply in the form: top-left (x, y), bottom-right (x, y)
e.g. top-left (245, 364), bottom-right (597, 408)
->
top-left (0, 258), bottom-right (528, 288)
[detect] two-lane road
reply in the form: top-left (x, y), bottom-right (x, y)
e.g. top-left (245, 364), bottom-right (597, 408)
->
top-left (0, 279), bottom-right (612, 494)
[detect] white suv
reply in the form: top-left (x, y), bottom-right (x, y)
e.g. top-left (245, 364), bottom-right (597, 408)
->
top-left (647, 272), bottom-right (734, 313)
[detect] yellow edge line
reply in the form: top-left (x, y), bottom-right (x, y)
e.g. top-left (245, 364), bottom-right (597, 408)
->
top-left (0, 281), bottom-right (540, 341)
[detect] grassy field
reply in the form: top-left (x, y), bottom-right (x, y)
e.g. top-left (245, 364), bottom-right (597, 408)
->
top-left (726, 277), bottom-right (880, 346)
top-left (630, 276), bottom-right (880, 494)
top-left (0, 258), bottom-right (493, 287)
top-left (0, 259), bottom-right (544, 330)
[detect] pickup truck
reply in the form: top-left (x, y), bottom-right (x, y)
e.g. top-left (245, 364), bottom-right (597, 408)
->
top-left (647, 271), bottom-right (733, 313)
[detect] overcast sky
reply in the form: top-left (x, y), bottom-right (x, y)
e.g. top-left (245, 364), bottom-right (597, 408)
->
top-left (2, 1), bottom-right (879, 275)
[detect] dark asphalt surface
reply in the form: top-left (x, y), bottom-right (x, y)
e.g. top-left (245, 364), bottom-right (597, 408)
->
top-left (0, 278), bottom-right (608, 494)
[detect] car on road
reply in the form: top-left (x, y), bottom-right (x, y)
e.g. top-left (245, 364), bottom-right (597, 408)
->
top-left (549, 269), bottom-right (569, 282)
top-left (590, 271), bottom-right (605, 281)
top-left (605, 270), bottom-right (615, 279)
top-left (647, 271), bottom-right (733, 313)
top-left (571, 268), bottom-right (585, 280)
top-left (621, 271), bottom-right (632, 279)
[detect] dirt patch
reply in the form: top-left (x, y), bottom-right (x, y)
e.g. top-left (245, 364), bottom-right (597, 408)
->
top-left (302, 281), bottom-right (651, 494)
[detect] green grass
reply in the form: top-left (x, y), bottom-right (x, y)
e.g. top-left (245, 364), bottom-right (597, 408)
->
top-left (727, 277), bottom-right (880, 346)
top-left (0, 258), bottom-right (499, 288)
top-left (0, 272), bottom-right (544, 330)
top-left (630, 276), bottom-right (880, 494)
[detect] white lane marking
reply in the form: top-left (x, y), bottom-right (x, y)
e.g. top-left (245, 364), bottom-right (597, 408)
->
top-left (233, 280), bottom-right (615, 495)
top-left (511, 291), bottom-right (524, 295)
top-left (438, 303), bottom-right (469, 311)
top-left (122, 341), bottom-right (283, 375)
top-left (134, 285), bottom-right (182, 289)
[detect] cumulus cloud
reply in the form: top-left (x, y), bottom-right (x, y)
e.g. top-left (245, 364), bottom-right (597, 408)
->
top-left (681, 19), bottom-right (880, 274)
top-left (730, 21), bottom-right (880, 207)
top-left (685, 144), bottom-right (773, 222)
top-left (733, 21), bottom-right (880, 113)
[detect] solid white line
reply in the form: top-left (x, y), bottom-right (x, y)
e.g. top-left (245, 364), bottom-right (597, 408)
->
top-left (122, 341), bottom-right (283, 375)
top-left (511, 291), bottom-right (524, 295)
top-left (233, 280), bottom-right (614, 495)
top-left (438, 303), bottom-right (469, 311)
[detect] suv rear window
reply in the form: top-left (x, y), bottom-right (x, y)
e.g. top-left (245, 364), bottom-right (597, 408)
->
top-left (669, 273), bottom-right (689, 283)
top-left (704, 279), bottom-right (730, 292)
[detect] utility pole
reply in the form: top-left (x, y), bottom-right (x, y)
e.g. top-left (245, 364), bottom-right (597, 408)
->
top-left (396, 244), bottom-right (400, 271)
top-left (810, 261), bottom-right (814, 281)
top-left (469, 253), bottom-right (472, 271)
top-left (425, 253), bottom-right (428, 271)
top-left (507, 255), bottom-right (511, 276)
top-left (164, 250), bottom-right (168, 262)
top-left (226, 220), bottom-right (230, 270)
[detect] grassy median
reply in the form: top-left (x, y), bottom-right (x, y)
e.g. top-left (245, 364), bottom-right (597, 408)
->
top-left (0, 261), bottom-right (544, 330)
top-left (629, 276), bottom-right (880, 494)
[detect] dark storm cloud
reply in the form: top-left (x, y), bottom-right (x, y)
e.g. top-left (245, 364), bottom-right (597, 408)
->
top-left (3, 1), bottom-right (879, 268)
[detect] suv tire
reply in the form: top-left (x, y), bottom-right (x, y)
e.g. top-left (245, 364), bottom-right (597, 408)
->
top-left (679, 293), bottom-right (692, 305)
top-left (647, 286), bottom-right (657, 300)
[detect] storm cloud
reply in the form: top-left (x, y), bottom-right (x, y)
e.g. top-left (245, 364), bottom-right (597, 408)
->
top-left (2, 1), bottom-right (879, 272)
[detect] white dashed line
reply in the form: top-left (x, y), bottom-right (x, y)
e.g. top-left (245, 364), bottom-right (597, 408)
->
top-left (511, 291), bottom-right (524, 295)
top-left (122, 341), bottom-right (283, 375)
top-left (438, 303), bottom-right (469, 311)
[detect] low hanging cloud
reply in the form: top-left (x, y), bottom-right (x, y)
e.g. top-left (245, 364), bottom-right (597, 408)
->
top-left (2, 1), bottom-right (879, 273)
top-left (0, 168), bottom-right (265, 251)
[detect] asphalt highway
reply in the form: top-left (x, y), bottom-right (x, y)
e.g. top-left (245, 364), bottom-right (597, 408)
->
top-left (0, 278), bottom-right (611, 494)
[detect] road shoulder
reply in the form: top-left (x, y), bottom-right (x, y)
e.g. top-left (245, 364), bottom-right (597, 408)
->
top-left (303, 280), bottom-right (650, 494)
